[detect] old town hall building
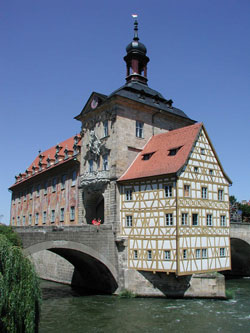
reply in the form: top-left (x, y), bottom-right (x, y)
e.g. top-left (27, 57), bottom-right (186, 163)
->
top-left (10, 19), bottom-right (231, 281)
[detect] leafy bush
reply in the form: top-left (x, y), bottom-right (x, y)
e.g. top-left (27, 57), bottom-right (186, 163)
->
top-left (118, 288), bottom-right (136, 298)
top-left (0, 225), bottom-right (22, 247)
top-left (0, 235), bottom-right (41, 332)
top-left (225, 289), bottom-right (235, 299)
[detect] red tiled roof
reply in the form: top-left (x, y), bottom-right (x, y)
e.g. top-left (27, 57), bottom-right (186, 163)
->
top-left (119, 123), bottom-right (202, 181)
top-left (10, 135), bottom-right (81, 188)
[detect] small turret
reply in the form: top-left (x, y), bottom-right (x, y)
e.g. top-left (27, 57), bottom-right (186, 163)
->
top-left (124, 15), bottom-right (150, 85)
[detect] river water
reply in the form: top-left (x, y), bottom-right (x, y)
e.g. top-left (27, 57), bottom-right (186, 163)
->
top-left (39, 279), bottom-right (250, 333)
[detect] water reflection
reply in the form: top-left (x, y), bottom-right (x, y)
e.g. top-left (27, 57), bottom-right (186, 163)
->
top-left (39, 279), bottom-right (250, 333)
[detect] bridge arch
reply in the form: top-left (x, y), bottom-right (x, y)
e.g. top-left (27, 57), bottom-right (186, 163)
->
top-left (224, 237), bottom-right (250, 278)
top-left (24, 240), bottom-right (118, 294)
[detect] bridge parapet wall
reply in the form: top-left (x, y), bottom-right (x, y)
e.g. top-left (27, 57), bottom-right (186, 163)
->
top-left (14, 225), bottom-right (118, 271)
top-left (230, 222), bottom-right (250, 245)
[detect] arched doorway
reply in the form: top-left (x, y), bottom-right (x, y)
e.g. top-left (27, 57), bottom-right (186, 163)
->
top-left (84, 192), bottom-right (105, 224)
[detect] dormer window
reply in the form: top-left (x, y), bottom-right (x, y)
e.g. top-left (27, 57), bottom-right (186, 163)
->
top-left (64, 148), bottom-right (69, 160)
top-left (168, 146), bottom-right (182, 156)
top-left (47, 157), bottom-right (51, 168)
top-left (142, 152), bottom-right (155, 160)
top-left (32, 166), bottom-right (36, 175)
top-left (74, 135), bottom-right (79, 145)
top-left (39, 154), bottom-right (44, 163)
top-left (56, 145), bottom-right (61, 154)
top-left (73, 144), bottom-right (78, 155)
top-left (154, 95), bottom-right (160, 104)
top-left (55, 153), bottom-right (59, 164)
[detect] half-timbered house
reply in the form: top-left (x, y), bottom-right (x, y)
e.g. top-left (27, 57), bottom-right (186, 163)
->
top-left (119, 123), bottom-right (231, 275)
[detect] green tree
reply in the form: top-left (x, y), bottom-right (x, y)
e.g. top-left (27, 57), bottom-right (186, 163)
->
top-left (239, 203), bottom-right (250, 221)
top-left (0, 225), bottom-right (22, 247)
top-left (0, 235), bottom-right (41, 332)
top-left (229, 195), bottom-right (238, 206)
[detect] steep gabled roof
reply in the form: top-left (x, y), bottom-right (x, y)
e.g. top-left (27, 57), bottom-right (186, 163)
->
top-left (10, 135), bottom-right (81, 189)
top-left (119, 123), bottom-right (232, 184)
top-left (119, 123), bottom-right (202, 181)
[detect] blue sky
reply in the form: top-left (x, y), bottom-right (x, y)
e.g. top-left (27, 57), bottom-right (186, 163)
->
top-left (1, 0), bottom-right (249, 224)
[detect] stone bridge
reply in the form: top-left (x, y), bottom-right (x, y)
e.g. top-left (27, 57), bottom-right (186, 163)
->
top-left (15, 222), bottom-right (250, 293)
top-left (15, 225), bottom-right (120, 294)
top-left (229, 222), bottom-right (250, 277)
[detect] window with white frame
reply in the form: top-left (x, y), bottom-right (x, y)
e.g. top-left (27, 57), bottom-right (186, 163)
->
top-left (29, 187), bottom-right (33, 200)
top-left (220, 248), bottom-right (225, 257)
top-left (147, 250), bottom-right (152, 260)
top-left (12, 217), bottom-right (15, 225)
top-left (126, 215), bottom-right (133, 227)
top-left (51, 210), bottom-right (55, 223)
top-left (136, 120), bottom-right (144, 138)
top-left (103, 120), bottom-right (108, 137)
top-left (202, 187), bottom-right (207, 199)
top-left (196, 249), bottom-right (201, 258)
top-left (202, 248), bottom-right (207, 258)
top-left (165, 185), bottom-right (172, 198)
top-left (22, 216), bottom-right (25, 225)
top-left (194, 166), bottom-right (199, 173)
top-left (61, 174), bottom-right (67, 190)
top-left (125, 189), bottom-right (133, 201)
top-left (206, 214), bottom-right (213, 226)
top-left (183, 249), bottom-right (187, 259)
top-left (209, 169), bottom-right (213, 176)
top-left (52, 178), bottom-right (57, 192)
top-left (35, 213), bottom-right (39, 225)
top-left (70, 206), bottom-right (75, 221)
top-left (89, 159), bottom-right (94, 172)
top-left (72, 170), bottom-right (77, 186)
top-left (44, 181), bottom-right (48, 195)
top-left (60, 208), bottom-right (64, 222)
top-left (220, 215), bottom-right (226, 227)
top-left (103, 154), bottom-right (108, 171)
top-left (164, 250), bottom-right (171, 260)
top-left (184, 185), bottom-right (190, 197)
top-left (201, 148), bottom-right (205, 155)
top-left (134, 250), bottom-right (138, 259)
top-left (182, 213), bottom-right (188, 226)
top-left (36, 184), bottom-right (41, 197)
top-left (29, 214), bottom-right (32, 225)
top-left (17, 216), bottom-right (20, 225)
top-left (43, 211), bottom-right (47, 224)
top-left (165, 213), bottom-right (173, 226)
top-left (218, 189), bottom-right (224, 201)
top-left (192, 213), bottom-right (198, 226)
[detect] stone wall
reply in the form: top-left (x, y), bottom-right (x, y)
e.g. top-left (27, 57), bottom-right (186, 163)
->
top-left (29, 250), bottom-right (74, 285)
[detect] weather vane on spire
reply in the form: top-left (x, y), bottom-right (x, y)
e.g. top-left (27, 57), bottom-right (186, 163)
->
top-left (131, 14), bottom-right (139, 41)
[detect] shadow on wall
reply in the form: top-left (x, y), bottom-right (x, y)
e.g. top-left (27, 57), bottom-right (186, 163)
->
top-left (223, 238), bottom-right (250, 278)
top-left (50, 248), bottom-right (118, 295)
top-left (139, 271), bottom-right (191, 297)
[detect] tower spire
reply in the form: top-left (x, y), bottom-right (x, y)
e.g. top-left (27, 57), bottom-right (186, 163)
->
top-left (124, 15), bottom-right (150, 85)
top-left (132, 14), bottom-right (139, 41)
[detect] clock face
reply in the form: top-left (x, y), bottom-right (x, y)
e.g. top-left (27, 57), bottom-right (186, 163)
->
top-left (91, 97), bottom-right (99, 109)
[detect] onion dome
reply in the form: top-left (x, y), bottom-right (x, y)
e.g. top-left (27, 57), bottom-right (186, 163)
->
top-left (124, 16), bottom-right (150, 85)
